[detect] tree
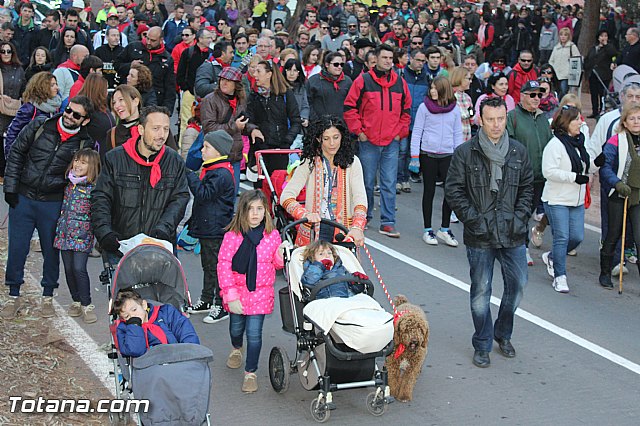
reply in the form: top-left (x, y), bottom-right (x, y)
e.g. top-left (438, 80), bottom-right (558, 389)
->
top-left (577, 0), bottom-right (600, 59)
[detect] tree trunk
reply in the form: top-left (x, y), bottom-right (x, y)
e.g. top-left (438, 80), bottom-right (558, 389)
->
top-left (288, 1), bottom-right (309, 36)
top-left (577, 0), bottom-right (599, 58)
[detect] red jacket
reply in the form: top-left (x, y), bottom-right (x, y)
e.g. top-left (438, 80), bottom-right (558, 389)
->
top-left (344, 69), bottom-right (412, 146)
top-left (507, 63), bottom-right (539, 104)
top-left (68, 75), bottom-right (85, 100)
top-left (381, 32), bottom-right (408, 50)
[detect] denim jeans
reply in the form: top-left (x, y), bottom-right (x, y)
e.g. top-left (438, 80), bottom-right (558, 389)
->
top-left (229, 313), bottom-right (265, 373)
top-left (396, 137), bottom-right (409, 184)
top-left (466, 245), bottom-right (527, 352)
top-left (199, 238), bottom-right (223, 304)
top-left (544, 203), bottom-right (585, 277)
top-left (232, 161), bottom-right (240, 195)
top-left (61, 251), bottom-right (91, 305)
top-left (5, 195), bottom-right (62, 297)
top-left (358, 139), bottom-right (399, 225)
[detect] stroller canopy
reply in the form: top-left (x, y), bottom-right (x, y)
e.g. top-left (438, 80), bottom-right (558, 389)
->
top-left (111, 244), bottom-right (189, 310)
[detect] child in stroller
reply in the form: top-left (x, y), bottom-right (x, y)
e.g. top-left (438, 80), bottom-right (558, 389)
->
top-left (301, 240), bottom-right (364, 299)
top-left (115, 289), bottom-right (200, 358)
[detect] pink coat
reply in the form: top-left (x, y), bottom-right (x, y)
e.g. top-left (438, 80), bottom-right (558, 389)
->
top-left (217, 229), bottom-right (284, 315)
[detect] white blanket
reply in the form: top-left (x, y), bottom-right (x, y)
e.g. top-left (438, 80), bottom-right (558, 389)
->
top-left (303, 294), bottom-right (394, 354)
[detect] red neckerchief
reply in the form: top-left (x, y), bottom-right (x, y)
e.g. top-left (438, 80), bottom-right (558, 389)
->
top-left (303, 63), bottom-right (316, 75)
top-left (200, 159), bottom-right (235, 181)
top-left (320, 70), bottom-right (344, 91)
top-left (367, 69), bottom-right (397, 89)
top-left (217, 59), bottom-right (231, 68)
top-left (491, 62), bottom-right (506, 72)
top-left (56, 119), bottom-right (77, 142)
top-left (198, 45), bottom-right (209, 53)
top-left (57, 59), bottom-right (80, 71)
top-left (303, 21), bottom-right (319, 30)
top-left (187, 122), bottom-right (201, 132)
top-left (247, 74), bottom-right (257, 91)
top-left (142, 305), bottom-right (168, 348)
top-left (392, 309), bottom-right (409, 359)
top-left (122, 136), bottom-right (166, 188)
top-left (228, 97), bottom-right (237, 114)
top-left (129, 124), bottom-right (140, 140)
top-left (143, 39), bottom-right (166, 56)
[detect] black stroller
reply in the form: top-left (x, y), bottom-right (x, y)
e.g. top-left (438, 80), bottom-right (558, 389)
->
top-left (100, 243), bottom-right (213, 425)
top-left (269, 219), bottom-right (395, 423)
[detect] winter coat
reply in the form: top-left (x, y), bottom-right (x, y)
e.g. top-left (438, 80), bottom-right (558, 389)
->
top-left (53, 62), bottom-right (81, 100)
top-left (344, 57), bottom-right (366, 81)
top-left (3, 116), bottom-right (92, 202)
top-left (0, 63), bottom-right (25, 100)
top-left (506, 104), bottom-right (553, 183)
top-left (511, 26), bottom-right (532, 52)
top-left (200, 90), bottom-right (249, 163)
top-left (177, 46), bottom-right (212, 94)
top-left (445, 134), bottom-right (534, 249)
top-left (290, 83), bottom-right (310, 121)
top-left (217, 229), bottom-right (284, 315)
top-left (246, 89), bottom-right (301, 149)
top-left (507, 63), bottom-right (539, 104)
top-left (600, 132), bottom-right (632, 197)
top-left (163, 18), bottom-right (187, 52)
top-left (549, 42), bottom-right (581, 80)
top-left (344, 69), bottom-right (412, 146)
top-left (4, 103), bottom-right (57, 156)
top-left (91, 142), bottom-right (189, 245)
top-left (139, 87), bottom-right (158, 107)
top-left (186, 159), bottom-right (236, 239)
top-left (54, 180), bottom-right (95, 252)
top-left (584, 43), bottom-right (618, 82)
top-left (114, 42), bottom-right (177, 111)
top-left (116, 303), bottom-right (200, 358)
top-left (95, 44), bottom-right (124, 90)
top-left (86, 110), bottom-right (115, 155)
top-left (541, 136), bottom-right (594, 207)
top-left (194, 59), bottom-right (223, 99)
top-left (305, 72), bottom-right (352, 121)
top-left (321, 34), bottom-right (349, 52)
top-left (25, 63), bottom-right (53, 83)
top-left (615, 41), bottom-right (640, 73)
top-left (539, 24), bottom-right (558, 51)
top-left (13, 19), bottom-right (37, 65)
top-left (301, 258), bottom-right (352, 299)
top-left (410, 100), bottom-right (463, 156)
top-left (103, 122), bottom-right (178, 158)
top-left (403, 66), bottom-right (430, 126)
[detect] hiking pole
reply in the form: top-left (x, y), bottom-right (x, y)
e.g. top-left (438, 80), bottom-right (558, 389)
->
top-left (619, 196), bottom-right (629, 294)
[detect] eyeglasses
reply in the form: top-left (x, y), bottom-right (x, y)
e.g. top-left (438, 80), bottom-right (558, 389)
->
top-left (0, 49), bottom-right (11, 54)
top-left (495, 59), bottom-right (506, 64)
top-left (331, 62), bottom-right (344, 67)
top-left (527, 93), bottom-right (544, 99)
top-left (64, 107), bottom-right (86, 120)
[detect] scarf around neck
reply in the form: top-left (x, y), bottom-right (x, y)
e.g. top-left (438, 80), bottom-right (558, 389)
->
top-left (122, 136), bottom-right (166, 188)
top-left (320, 69), bottom-right (344, 91)
top-left (68, 170), bottom-right (88, 185)
top-left (57, 117), bottom-right (81, 142)
top-left (143, 39), bottom-right (166, 55)
top-left (424, 96), bottom-right (456, 114)
top-left (555, 131), bottom-right (589, 175)
top-left (231, 223), bottom-right (265, 292)
top-left (478, 128), bottom-right (510, 193)
top-left (34, 94), bottom-right (62, 115)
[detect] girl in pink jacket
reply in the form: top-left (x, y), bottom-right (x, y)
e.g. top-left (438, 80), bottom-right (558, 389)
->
top-left (217, 190), bottom-right (286, 393)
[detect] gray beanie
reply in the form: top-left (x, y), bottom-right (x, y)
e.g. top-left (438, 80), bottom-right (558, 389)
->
top-left (347, 15), bottom-right (358, 26)
top-left (204, 130), bottom-right (233, 157)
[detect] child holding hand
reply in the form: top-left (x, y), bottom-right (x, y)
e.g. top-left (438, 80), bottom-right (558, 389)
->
top-left (301, 240), bottom-right (353, 299)
top-left (217, 190), bottom-right (286, 393)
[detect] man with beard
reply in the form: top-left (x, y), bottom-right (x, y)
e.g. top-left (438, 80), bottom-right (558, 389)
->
top-left (321, 21), bottom-right (348, 52)
top-left (114, 26), bottom-right (177, 113)
top-left (1, 97), bottom-right (94, 320)
top-left (344, 38), bottom-right (374, 80)
top-left (91, 105), bottom-right (189, 260)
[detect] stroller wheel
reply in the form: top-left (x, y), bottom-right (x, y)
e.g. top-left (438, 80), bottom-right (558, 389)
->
top-left (268, 346), bottom-right (291, 393)
top-left (365, 390), bottom-right (387, 417)
top-left (310, 397), bottom-right (331, 423)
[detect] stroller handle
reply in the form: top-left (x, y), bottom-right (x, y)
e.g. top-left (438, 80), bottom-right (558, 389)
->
top-left (281, 218), bottom-right (350, 242)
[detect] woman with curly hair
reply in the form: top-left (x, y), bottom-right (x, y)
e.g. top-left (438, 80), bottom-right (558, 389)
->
top-left (127, 63), bottom-right (157, 107)
top-left (280, 115), bottom-right (367, 247)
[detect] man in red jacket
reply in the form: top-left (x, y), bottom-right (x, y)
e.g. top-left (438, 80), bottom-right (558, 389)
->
top-left (507, 50), bottom-right (538, 104)
top-left (344, 44), bottom-right (412, 238)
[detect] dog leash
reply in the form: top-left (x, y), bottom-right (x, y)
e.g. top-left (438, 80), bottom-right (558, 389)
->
top-left (362, 243), bottom-right (398, 316)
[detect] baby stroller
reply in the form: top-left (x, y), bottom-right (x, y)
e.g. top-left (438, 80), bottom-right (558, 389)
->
top-left (269, 219), bottom-right (395, 422)
top-left (100, 243), bottom-right (213, 425)
top-left (612, 65), bottom-right (640, 105)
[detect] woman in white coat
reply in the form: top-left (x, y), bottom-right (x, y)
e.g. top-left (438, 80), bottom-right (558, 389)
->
top-left (548, 27), bottom-right (581, 100)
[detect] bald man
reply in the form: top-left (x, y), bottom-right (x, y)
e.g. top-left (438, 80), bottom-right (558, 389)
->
top-left (53, 45), bottom-right (90, 99)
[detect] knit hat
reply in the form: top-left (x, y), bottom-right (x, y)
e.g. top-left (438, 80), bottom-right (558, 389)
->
top-left (204, 130), bottom-right (233, 157)
top-left (273, 18), bottom-right (284, 25)
top-left (218, 66), bottom-right (243, 82)
top-left (137, 24), bottom-right (149, 36)
top-left (347, 15), bottom-right (358, 26)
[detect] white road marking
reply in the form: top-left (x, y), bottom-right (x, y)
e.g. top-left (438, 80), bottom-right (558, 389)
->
top-left (364, 239), bottom-right (640, 376)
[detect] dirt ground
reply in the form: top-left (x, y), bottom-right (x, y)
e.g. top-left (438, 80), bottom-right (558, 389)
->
top-left (0, 229), bottom-right (112, 425)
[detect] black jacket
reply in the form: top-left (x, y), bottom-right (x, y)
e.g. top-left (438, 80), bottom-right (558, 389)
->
top-left (246, 89), bottom-right (301, 149)
top-left (306, 72), bottom-right (353, 121)
top-left (616, 41), bottom-right (640, 73)
top-left (95, 44), bottom-right (125, 89)
top-left (584, 43), bottom-right (618, 82)
top-left (445, 134), bottom-right (533, 249)
top-left (177, 45), bottom-right (211, 93)
top-left (186, 159), bottom-right (236, 239)
top-left (91, 141), bottom-right (189, 245)
top-left (194, 59), bottom-right (222, 99)
top-left (13, 20), bottom-right (38, 66)
top-left (31, 28), bottom-right (59, 52)
top-left (3, 116), bottom-right (92, 202)
top-left (345, 57), bottom-right (366, 81)
top-left (114, 42), bottom-right (177, 111)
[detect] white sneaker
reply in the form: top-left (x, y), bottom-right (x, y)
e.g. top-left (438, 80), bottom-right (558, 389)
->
top-left (611, 263), bottom-right (629, 276)
top-left (567, 249), bottom-right (577, 256)
top-left (552, 275), bottom-right (570, 293)
top-left (530, 226), bottom-right (544, 248)
top-left (541, 252), bottom-right (554, 278)
top-left (526, 248), bottom-right (534, 266)
top-left (436, 229), bottom-right (458, 247)
top-left (450, 212), bottom-right (459, 223)
top-left (422, 230), bottom-right (438, 245)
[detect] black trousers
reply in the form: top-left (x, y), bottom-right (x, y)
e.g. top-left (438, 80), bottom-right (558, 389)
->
top-left (419, 154), bottom-right (452, 229)
top-left (200, 238), bottom-right (223, 304)
top-left (601, 195), bottom-right (640, 261)
top-left (588, 73), bottom-right (609, 116)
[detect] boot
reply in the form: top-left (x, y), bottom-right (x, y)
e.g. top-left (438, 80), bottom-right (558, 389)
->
top-left (599, 252), bottom-right (613, 289)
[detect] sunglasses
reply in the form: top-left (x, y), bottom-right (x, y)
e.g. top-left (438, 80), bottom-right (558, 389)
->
top-left (527, 93), bottom-right (544, 99)
top-left (64, 107), bottom-right (86, 120)
top-left (142, 32), bottom-right (148, 37)
top-left (541, 69), bottom-right (553, 74)
top-left (321, 26), bottom-right (329, 30)
top-left (181, 33), bottom-right (192, 37)
top-left (411, 41), bottom-right (422, 45)
top-left (439, 37), bottom-right (449, 41)
top-left (0, 49), bottom-right (11, 54)
top-left (520, 58), bottom-right (533, 63)
top-left (331, 62), bottom-right (344, 67)
top-left (218, 22), bottom-right (226, 26)
top-left (348, 24), bottom-right (357, 27)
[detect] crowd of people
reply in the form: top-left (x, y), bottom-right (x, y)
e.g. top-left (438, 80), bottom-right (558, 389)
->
top-left (1, 0), bottom-right (640, 378)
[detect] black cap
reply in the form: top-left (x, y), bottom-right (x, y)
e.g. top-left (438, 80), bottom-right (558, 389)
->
top-left (134, 13), bottom-right (149, 22)
top-left (354, 38), bottom-right (376, 50)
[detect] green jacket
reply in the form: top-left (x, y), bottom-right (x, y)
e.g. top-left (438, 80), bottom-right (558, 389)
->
top-left (507, 104), bottom-right (553, 183)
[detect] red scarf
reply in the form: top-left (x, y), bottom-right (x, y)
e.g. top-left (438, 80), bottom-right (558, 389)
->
top-left (491, 62), bottom-right (506, 73)
top-left (216, 58), bottom-right (231, 69)
top-left (143, 39), bottom-right (166, 56)
top-left (320, 70), bottom-right (344, 91)
top-left (187, 122), bottom-right (201, 132)
top-left (227, 97), bottom-right (237, 114)
top-left (56, 119), bottom-right (77, 142)
top-left (199, 160), bottom-right (235, 181)
top-left (303, 21), bottom-right (319, 30)
top-left (57, 59), bottom-right (80, 71)
top-left (142, 305), bottom-right (168, 348)
top-left (303, 63), bottom-right (316, 76)
top-left (122, 136), bottom-right (166, 188)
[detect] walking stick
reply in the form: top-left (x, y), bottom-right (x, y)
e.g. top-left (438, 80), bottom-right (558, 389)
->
top-left (619, 196), bottom-right (629, 294)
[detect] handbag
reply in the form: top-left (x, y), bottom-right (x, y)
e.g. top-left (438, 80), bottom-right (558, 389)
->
top-left (0, 69), bottom-right (21, 116)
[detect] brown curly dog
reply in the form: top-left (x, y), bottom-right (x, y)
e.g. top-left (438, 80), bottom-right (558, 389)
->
top-left (385, 295), bottom-right (429, 402)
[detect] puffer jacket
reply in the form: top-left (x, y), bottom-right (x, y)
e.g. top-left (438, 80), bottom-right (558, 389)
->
top-left (403, 65), bottom-right (430, 126)
top-left (91, 142), bottom-right (189, 245)
top-left (186, 159), bottom-right (236, 239)
top-left (54, 180), bottom-right (95, 253)
top-left (506, 104), bottom-right (553, 183)
top-left (301, 258), bottom-right (352, 299)
top-left (305, 71), bottom-right (352, 121)
top-left (200, 90), bottom-right (249, 163)
top-left (4, 102), bottom-right (57, 157)
top-left (3, 115), bottom-right (92, 202)
top-left (445, 134), bottom-right (534, 249)
top-left (0, 63), bottom-right (25, 100)
top-left (217, 229), bottom-right (284, 315)
top-left (246, 89), bottom-right (301, 149)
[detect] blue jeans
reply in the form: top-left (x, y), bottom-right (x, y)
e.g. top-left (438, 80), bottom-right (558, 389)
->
top-left (232, 161), bottom-right (240, 195)
top-left (5, 195), bottom-right (62, 297)
top-left (358, 139), bottom-right (399, 225)
top-left (396, 137), bottom-right (409, 183)
top-left (61, 251), bottom-right (91, 305)
top-left (466, 245), bottom-right (527, 352)
top-left (544, 203), bottom-right (584, 277)
top-left (229, 313), bottom-right (265, 373)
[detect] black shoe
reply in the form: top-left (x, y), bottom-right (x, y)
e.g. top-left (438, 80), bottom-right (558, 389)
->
top-left (472, 350), bottom-right (490, 368)
top-left (599, 274), bottom-right (614, 289)
top-left (203, 304), bottom-right (229, 324)
top-left (495, 338), bottom-right (516, 358)
top-left (409, 173), bottom-right (422, 183)
top-left (188, 298), bottom-right (212, 314)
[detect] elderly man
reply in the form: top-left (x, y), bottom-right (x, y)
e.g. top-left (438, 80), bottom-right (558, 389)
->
top-left (613, 27), bottom-right (640, 74)
top-left (446, 97), bottom-right (533, 368)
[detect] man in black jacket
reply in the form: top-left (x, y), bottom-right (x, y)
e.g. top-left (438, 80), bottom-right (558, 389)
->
top-left (2, 97), bottom-right (94, 320)
top-left (31, 10), bottom-right (62, 53)
top-left (95, 27), bottom-right (124, 90)
top-left (445, 97), bottom-right (533, 369)
top-left (114, 26), bottom-right (177, 113)
top-left (91, 105), bottom-right (189, 261)
top-left (194, 40), bottom-right (234, 98)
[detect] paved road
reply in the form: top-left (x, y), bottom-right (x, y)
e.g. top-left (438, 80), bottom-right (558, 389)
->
top-left (47, 179), bottom-right (640, 425)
